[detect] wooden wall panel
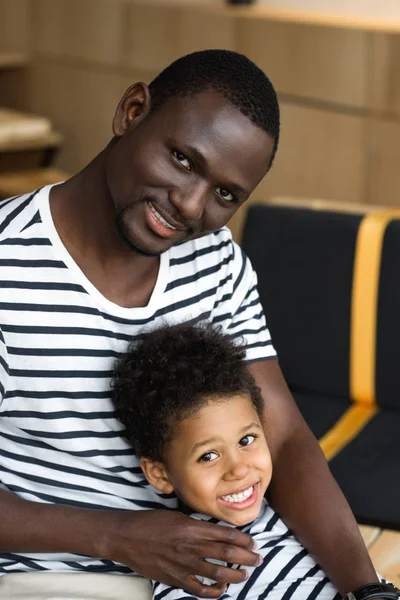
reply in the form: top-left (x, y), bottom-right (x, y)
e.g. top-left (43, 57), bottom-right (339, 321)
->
top-left (32, 0), bottom-right (126, 66)
top-left (367, 118), bottom-right (400, 206)
top-left (125, 3), bottom-right (182, 72)
top-left (119, 69), bottom-right (159, 92)
top-left (0, 69), bottom-right (29, 111)
top-left (237, 18), bottom-right (367, 108)
top-left (178, 5), bottom-right (236, 56)
top-left (0, 0), bottom-right (30, 54)
top-left (28, 61), bottom-right (130, 173)
top-left (228, 101), bottom-right (367, 241)
top-left (370, 32), bottom-right (400, 116)
top-left (262, 103), bottom-right (366, 202)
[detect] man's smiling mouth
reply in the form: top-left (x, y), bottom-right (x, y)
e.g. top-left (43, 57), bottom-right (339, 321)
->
top-left (148, 201), bottom-right (178, 230)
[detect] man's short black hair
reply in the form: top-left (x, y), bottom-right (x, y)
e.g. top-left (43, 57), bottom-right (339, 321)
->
top-left (113, 322), bottom-right (264, 462)
top-left (149, 49), bottom-right (280, 168)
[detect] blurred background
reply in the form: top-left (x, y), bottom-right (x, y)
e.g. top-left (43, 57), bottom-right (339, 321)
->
top-left (2, 0), bottom-right (400, 240)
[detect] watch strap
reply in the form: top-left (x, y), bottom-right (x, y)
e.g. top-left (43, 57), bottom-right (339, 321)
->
top-left (345, 583), bottom-right (400, 600)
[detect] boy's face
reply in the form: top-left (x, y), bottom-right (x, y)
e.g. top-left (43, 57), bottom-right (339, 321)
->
top-left (143, 395), bottom-right (272, 526)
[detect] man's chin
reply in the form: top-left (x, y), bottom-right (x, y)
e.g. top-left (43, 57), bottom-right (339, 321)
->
top-left (124, 238), bottom-right (164, 257)
top-left (115, 215), bottom-right (166, 257)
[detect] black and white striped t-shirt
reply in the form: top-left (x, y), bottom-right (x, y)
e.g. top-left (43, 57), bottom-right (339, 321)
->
top-left (0, 185), bottom-right (275, 574)
top-left (153, 502), bottom-right (339, 600)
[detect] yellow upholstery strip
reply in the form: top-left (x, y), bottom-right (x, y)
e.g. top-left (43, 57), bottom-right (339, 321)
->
top-left (319, 210), bottom-right (400, 460)
top-left (319, 403), bottom-right (377, 461)
top-left (350, 210), bottom-right (400, 405)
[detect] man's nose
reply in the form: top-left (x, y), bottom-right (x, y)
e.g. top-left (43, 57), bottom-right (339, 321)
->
top-left (223, 453), bottom-right (250, 481)
top-left (169, 182), bottom-right (209, 222)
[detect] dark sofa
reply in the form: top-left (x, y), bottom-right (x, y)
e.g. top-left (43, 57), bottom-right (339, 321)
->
top-left (242, 199), bottom-right (400, 530)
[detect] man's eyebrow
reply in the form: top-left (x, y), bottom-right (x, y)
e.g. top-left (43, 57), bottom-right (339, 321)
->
top-left (228, 182), bottom-right (248, 199)
top-left (184, 144), bottom-right (248, 198)
top-left (184, 144), bottom-right (208, 169)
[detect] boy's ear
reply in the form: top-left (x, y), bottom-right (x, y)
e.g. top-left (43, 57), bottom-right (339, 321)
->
top-left (140, 457), bottom-right (174, 495)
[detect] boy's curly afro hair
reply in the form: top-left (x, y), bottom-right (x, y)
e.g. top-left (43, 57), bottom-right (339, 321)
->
top-left (112, 321), bottom-right (264, 462)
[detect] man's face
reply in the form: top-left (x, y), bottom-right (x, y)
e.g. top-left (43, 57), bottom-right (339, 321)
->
top-left (106, 89), bottom-right (275, 256)
top-left (161, 395), bottom-right (272, 526)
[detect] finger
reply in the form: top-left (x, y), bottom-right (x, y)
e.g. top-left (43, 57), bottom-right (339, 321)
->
top-left (198, 540), bottom-right (262, 568)
top-left (184, 576), bottom-right (227, 599)
top-left (194, 559), bottom-right (248, 585)
top-left (198, 521), bottom-right (256, 550)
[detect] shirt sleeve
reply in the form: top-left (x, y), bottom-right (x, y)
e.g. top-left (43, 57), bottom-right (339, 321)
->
top-left (210, 232), bottom-right (277, 363)
top-left (0, 325), bottom-right (9, 404)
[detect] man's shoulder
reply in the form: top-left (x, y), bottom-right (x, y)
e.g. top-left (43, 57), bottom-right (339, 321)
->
top-left (0, 188), bottom-right (43, 242)
top-left (168, 228), bottom-right (250, 299)
top-left (171, 227), bottom-right (236, 262)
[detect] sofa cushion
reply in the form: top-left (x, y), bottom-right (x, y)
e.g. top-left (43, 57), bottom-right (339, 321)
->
top-left (242, 204), bottom-right (361, 401)
top-left (293, 391), bottom-right (350, 439)
top-left (329, 410), bottom-right (400, 529)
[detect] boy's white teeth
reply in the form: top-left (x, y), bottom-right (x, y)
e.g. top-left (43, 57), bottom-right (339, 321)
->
top-left (149, 202), bottom-right (177, 230)
top-left (221, 486), bottom-right (254, 503)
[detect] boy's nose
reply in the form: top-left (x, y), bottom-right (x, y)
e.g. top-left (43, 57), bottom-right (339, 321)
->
top-left (224, 456), bottom-right (250, 481)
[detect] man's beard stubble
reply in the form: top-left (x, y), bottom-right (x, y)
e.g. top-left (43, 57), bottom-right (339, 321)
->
top-left (115, 207), bottom-right (162, 258)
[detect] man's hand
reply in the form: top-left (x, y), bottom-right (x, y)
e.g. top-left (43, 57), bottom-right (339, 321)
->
top-left (0, 490), bottom-right (260, 597)
top-left (104, 509), bottom-right (262, 598)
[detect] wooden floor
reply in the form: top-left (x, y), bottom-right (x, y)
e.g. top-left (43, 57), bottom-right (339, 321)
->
top-left (360, 526), bottom-right (400, 586)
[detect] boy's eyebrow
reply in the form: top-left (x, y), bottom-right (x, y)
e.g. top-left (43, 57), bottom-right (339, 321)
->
top-left (190, 437), bottom-right (218, 457)
top-left (240, 422), bottom-right (262, 434)
top-left (190, 422), bottom-right (262, 457)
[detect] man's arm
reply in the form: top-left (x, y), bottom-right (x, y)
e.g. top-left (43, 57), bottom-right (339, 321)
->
top-left (249, 359), bottom-right (378, 596)
top-left (0, 488), bottom-right (261, 598)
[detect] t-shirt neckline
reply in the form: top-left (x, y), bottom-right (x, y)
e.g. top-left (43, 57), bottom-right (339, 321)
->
top-left (38, 184), bottom-right (170, 318)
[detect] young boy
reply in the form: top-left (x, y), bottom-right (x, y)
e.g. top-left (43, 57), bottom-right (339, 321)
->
top-left (113, 322), bottom-right (340, 600)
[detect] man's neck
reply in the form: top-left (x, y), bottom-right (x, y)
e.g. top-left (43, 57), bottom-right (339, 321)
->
top-left (49, 147), bottom-right (161, 309)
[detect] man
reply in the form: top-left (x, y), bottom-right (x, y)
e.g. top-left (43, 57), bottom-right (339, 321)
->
top-left (0, 50), bottom-right (383, 600)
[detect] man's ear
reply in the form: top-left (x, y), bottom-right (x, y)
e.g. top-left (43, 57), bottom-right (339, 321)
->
top-left (140, 457), bottom-right (174, 495)
top-left (112, 82), bottom-right (151, 137)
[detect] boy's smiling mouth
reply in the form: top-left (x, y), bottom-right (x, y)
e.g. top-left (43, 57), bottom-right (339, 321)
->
top-left (218, 482), bottom-right (260, 508)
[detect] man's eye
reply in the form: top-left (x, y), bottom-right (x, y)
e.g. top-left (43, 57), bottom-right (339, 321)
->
top-left (172, 149), bottom-right (191, 170)
top-left (199, 451), bottom-right (218, 462)
top-left (239, 434), bottom-right (256, 447)
top-left (215, 187), bottom-right (236, 203)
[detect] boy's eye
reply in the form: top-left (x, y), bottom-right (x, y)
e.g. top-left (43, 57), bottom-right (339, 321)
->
top-left (199, 451), bottom-right (218, 463)
top-left (172, 149), bottom-right (191, 170)
top-left (239, 434), bottom-right (256, 447)
top-left (215, 187), bottom-right (236, 203)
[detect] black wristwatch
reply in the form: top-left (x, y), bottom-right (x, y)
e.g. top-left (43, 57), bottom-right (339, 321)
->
top-left (344, 583), bottom-right (400, 600)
